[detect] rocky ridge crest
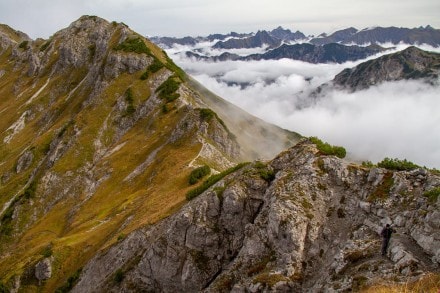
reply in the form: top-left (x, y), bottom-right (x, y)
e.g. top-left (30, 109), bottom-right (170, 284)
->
top-left (333, 46), bottom-right (440, 90)
top-left (72, 140), bottom-right (440, 292)
top-left (0, 16), bottom-right (299, 292)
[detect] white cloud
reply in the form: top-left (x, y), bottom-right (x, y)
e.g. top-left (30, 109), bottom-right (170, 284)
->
top-left (169, 45), bottom-right (440, 168)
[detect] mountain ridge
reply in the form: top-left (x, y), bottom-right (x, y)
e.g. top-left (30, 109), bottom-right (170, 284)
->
top-left (152, 25), bottom-right (440, 50)
top-left (72, 139), bottom-right (440, 292)
top-left (311, 25), bottom-right (440, 47)
top-left (332, 46), bottom-right (440, 90)
top-left (0, 16), bottom-right (300, 292)
top-left (186, 43), bottom-right (388, 64)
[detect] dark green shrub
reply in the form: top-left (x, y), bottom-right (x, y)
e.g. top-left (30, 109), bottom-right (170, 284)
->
top-left (19, 40), bottom-right (29, 49)
top-left (161, 104), bottom-right (170, 113)
top-left (114, 37), bottom-right (150, 54)
top-left (114, 269), bottom-right (124, 283)
top-left (423, 187), bottom-right (440, 203)
top-left (140, 71), bottom-right (149, 80)
top-left (117, 233), bottom-right (126, 241)
top-left (197, 108), bottom-right (227, 129)
top-left (0, 282), bottom-right (8, 293)
top-left (0, 203), bottom-right (15, 236)
top-left (41, 245), bottom-right (53, 257)
top-left (58, 120), bottom-right (74, 138)
top-left (186, 163), bottom-right (249, 200)
top-left (199, 108), bottom-right (215, 121)
top-left (124, 88), bottom-right (135, 115)
top-left (377, 157), bottom-right (420, 171)
top-left (148, 59), bottom-right (164, 73)
top-left (254, 161), bottom-right (275, 182)
top-left (156, 76), bottom-right (181, 102)
top-left (23, 181), bottom-right (37, 199)
top-left (310, 137), bottom-right (346, 158)
top-left (361, 161), bottom-right (375, 168)
top-left (40, 40), bottom-right (52, 52)
top-left (140, 59), bottom-right (164, 80)
top-left (163, 51), bottom-right (185, 80)
top-left (259, 169), bottom-right (275, 182)
top-left (55, 268), bottom-right (82, 293)
top-left (189, 165), bottom-right (211, 185)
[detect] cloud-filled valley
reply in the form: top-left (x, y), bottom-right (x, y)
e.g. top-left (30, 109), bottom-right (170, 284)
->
top-left (168, 43), bottom-right (440, 168)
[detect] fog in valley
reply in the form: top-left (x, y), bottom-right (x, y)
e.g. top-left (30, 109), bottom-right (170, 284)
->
top-left (167, 42), bottom-right (440, 168)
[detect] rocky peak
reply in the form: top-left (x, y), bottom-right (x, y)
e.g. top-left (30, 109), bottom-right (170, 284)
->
top-left (333, 46), bottom-right (440, 90)
top-left (71, 140), bottom-right (440, 292)
top-left (0, 24), bottom-right (30, 53)
top-left (329, 27), bottom-right (359, 40)
top-left (0, 17), bottom-right (299, 292)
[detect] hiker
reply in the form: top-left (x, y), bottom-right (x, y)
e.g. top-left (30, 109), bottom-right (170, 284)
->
top-left (381, 224), bottom-right (395, 256)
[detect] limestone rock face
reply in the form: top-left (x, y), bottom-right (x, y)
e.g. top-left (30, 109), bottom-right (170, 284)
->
top-left (15, 150), bottom-right (34, 173)
top-left (73, 140), bottom-right (440, 292)
top-left (0, 16), bottom-right (301, 293)
top-left (35, 257), bottom-right (52, 281)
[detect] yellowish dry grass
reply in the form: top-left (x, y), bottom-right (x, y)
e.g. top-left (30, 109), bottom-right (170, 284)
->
top-left (361, 273), bottom-right (440, 293)
top-left (0, 25), bottom-right (231, 293)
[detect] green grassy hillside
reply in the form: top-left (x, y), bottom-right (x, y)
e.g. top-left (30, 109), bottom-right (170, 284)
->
top-left (0, 16), bottom-right (241, 292)
top-left (0, 16), bottom-right (300, 292)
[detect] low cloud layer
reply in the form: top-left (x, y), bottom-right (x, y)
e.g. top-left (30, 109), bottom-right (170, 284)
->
top-left (170, 44), bottom-right (440, 168)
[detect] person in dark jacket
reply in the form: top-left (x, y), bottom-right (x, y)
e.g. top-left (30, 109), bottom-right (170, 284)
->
top-left (381, 224), bottom-right (395, 256)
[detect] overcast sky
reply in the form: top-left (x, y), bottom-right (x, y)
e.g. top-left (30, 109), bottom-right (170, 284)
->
top-left (0, 0), bottom-right (439, 39)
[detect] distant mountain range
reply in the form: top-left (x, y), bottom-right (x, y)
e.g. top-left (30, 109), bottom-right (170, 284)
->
top-left (311, 26), bottom-right (440, 47)
top-left (153, 25), bottom-right (440, 49)
top-left (186, 43), bottom-right (388, 64)
top-left (150, 26), bottom-right (305, 48)
top-left (152, 25), bottom-right (440, 64)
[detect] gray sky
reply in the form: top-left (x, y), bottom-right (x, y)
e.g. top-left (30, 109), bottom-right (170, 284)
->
top-left (0, 0), bottom-right (439, 39)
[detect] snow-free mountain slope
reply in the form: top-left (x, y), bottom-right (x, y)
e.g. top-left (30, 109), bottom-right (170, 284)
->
top-left (333, 46), bottom-right (440, 90)
top-left (0, 16), bottom-right (299, 292)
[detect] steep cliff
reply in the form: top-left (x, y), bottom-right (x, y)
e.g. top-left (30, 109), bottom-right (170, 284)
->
top-left (0, 16), bottom-right (299, 292)
top-left (72, 140), bottom-right (440, 292)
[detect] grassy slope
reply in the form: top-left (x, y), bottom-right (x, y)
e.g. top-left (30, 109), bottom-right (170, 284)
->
top-left (0, 25), bottom-right (209, 292)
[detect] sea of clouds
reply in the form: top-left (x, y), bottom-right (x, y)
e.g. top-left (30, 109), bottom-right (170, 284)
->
top-left (167, 42), bottom-right (440, 168)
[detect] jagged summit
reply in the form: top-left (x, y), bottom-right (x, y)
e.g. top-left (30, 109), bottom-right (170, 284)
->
top-left (73, 139), bottom-right (440, 292)
top-left (333, 46), bottom-right (440, 90)
top-left (0, 16), bottom-right (299, 292)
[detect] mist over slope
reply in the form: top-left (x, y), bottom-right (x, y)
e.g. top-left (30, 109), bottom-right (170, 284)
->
top-left (0, 16), bottom-right (299, 292)
top-left (164, 42), bottom-right (440, 168)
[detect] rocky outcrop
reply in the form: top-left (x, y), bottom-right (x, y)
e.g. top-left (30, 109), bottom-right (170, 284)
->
top-left (0, 16), bottom-right (301, 293)
top-left (73, 140), bottom-right (440, 292)
top-left (35, 257), bottom-right (53, 282)
top-left (333, 46), bottom-right (440, 90)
